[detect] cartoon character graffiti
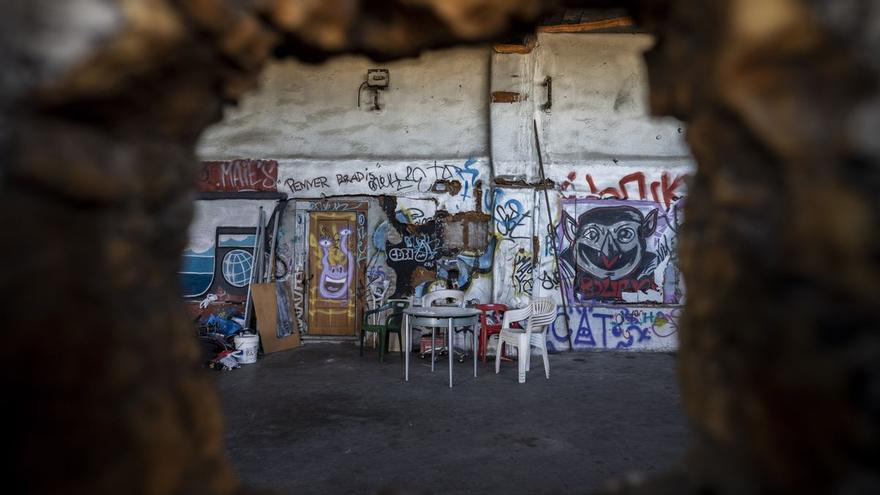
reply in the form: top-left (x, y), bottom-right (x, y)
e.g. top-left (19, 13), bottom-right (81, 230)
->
top-left (561, 205), bottom-right (659, 301)
top-left (317, 227), bottom-right (354, 299)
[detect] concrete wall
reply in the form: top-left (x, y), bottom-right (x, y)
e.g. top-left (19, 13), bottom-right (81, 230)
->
top-left (489, 33), bottom-right (693, 351)
top-left (491, 34), bottom-right (690, 181)
top-left (185, 34), bottom-right (694, 350)
top-left (197, 46), bottom-right (489, 160)
top-left (188, 47), bottom-right (494, 334)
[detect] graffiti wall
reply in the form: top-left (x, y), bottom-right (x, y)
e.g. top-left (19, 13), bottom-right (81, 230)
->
top-left (186, 37), bottom-right (696, 351)
top-left (547, 196), bottom-right (685, 351)
top-left (180, 198), bottom-right (281, 303)
top-left (546, 304), bottom-right (680, 352)
top-left (276, 158), bottom-right (488, 213)
top-left (489, 168), bottom-right (688, 351)
top-left (186, 167), bottom-right (686, 350)
top-left (384, 222), bottom-right (443, 297)
top-left (558, 198), bottom-right (683, 305)
top-left (181, 228), bottom-right (257, 299)
top-left (372, 197), bottom-right (493, 301)
top-left (276, 157), bottom-right (492, 311)
top-left (198, 159), bottom-right (278, 193)
top-left (437, 236), bottom-right (494, 303)
top-left (550, 163), bottom-right (689, 212)
top-left (192, 48), bottom-right (495, 329)
top-left (490, 188), bottom-right (536, 307)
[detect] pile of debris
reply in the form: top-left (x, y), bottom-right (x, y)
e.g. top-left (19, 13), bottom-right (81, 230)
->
top-left (195, 309), bottom-right (256, 371)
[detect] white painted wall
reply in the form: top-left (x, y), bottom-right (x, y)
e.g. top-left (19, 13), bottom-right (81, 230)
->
top-left (490, 50), bottom-right (537, 180)
top-left (535, 33), bottom-right (690, 162)
top-left (197, 46), bottom-right (490, 160)
top-left (491, 33), bottom-right (693, 181)
top-left (187, 199), bottom-right (277, 253)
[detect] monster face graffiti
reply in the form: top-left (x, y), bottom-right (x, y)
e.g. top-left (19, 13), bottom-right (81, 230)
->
top-left (318, 227), bottom-right (353, 299)
top-left (562, 205), bottom-right (659, 301)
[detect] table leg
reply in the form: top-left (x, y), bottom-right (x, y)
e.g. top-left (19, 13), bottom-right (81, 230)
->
top-left (473, 321), bottom-right (478, 378)
top-left (431, 327), bottom-right (436, 372)
top-left (405, 314), bottom-right (410, 382)
top-left (448, 318), bottom-right (453, 388)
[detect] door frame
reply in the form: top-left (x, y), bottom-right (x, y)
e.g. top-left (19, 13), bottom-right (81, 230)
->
top-left (301, 199), bottom-right (368, 337)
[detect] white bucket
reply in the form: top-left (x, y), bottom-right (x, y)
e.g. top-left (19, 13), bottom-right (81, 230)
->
top-left (233, 333), bottom-right (260, 364)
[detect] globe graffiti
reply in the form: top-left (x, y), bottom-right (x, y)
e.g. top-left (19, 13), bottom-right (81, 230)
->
top-left (222, 249), bottom-right (254, 287)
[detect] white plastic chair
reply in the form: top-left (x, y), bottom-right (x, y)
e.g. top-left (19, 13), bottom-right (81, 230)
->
top-left (421, 289), bottom-right (465, 308)
top-left (417, 290), bottom-right (466, 365)
top-left (495, 298), bottom-right (556, 383)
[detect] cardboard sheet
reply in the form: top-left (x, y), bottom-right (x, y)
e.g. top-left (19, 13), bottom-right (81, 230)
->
top-left (252, 282), bottom-right (300, 354)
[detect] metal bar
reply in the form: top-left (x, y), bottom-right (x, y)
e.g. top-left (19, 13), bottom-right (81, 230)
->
top-left (473, 321), bottom-right (478, 377)
top-left (533, 119), bottom-right (573, 351)
top-left (252, 209), bottom-right (265, 286)
top-left (405, 314), bottom-right (410, 381)
top-left (448, 318), bottom-right (453, 388)
top-left (267, 204), bottom-right (281, 283)
top-left (197, 191), bottom-right (287, 201)
top-left (540, 76), bottom-right (552, 112)
top-left (258, 208), bottom-right (268, 282)
top-left (243, 206), bottom-right (264, 329)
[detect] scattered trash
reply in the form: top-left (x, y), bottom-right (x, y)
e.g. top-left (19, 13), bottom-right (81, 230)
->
top-left (198, 332), bottom-right (233, 363)
top-left (196, 308), bottom-right (253, 370)
top-left (205, 313), bottom-right (243, 337)
top-left (209, 350), bottom-right (242, 371)
top-left (198, 293), bottom-right (218, 309)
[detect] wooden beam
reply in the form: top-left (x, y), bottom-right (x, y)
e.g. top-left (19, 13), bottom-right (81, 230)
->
top-left (493, 43), bottom-right (534, 54)
top-left (538, 16), bottom-right (634, 33)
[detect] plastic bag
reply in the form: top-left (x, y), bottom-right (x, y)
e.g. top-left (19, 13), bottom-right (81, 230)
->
top-left (205, 314), bottom-right (243, 337)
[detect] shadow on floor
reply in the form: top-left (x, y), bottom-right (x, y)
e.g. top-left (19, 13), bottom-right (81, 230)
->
top-left (215, 344), bottom-right (690, 495)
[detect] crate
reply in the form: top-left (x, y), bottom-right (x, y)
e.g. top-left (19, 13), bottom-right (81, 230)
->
top-left (419, 333), bottom-right (448, 356)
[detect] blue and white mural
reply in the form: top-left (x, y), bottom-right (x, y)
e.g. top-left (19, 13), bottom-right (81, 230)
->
top-left (180, 198), bottom-right (279, 302)
top-left (180, 229), bottom-right (257, 298)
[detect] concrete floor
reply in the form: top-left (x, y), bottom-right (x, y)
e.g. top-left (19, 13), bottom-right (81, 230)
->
top-left (215, 344), bottom-right (690, 495)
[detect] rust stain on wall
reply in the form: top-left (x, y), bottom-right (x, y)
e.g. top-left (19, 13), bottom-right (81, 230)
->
top-left (494, 177), bottom-right (534, 187)
top-left (410, 266), bottom-right (437, 289)
top-left (431, 179), bottom-right (462, 196)
top-left (491, 91), bottom-right (526, 103)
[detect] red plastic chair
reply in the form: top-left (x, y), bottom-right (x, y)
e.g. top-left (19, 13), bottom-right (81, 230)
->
top-left (476, 304), bottom-right (508, 362)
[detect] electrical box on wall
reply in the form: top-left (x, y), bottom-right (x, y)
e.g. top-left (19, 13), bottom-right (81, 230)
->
top-left (358, 69), bottom-right (390, 111)
top-left (366, 69), bottom-right (389, 88)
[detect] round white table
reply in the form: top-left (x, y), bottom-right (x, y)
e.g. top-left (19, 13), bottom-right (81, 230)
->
top-left (403, 306), bottom-right (482, 388)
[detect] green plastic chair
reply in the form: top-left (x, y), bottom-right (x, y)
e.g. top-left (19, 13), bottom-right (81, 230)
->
top-left (360, 300), bottom-right (409, 362)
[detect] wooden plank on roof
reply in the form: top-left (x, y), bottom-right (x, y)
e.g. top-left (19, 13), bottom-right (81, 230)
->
top-left (538, 16), bottom-right (634, 33)
top-left (493, 35), bottom-right (536, 54)
top-left (493, 43), bottom-right (534, 54)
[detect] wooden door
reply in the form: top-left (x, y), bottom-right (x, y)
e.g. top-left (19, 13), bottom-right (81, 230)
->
top-left (307, 212), bottom-right (357, 335)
